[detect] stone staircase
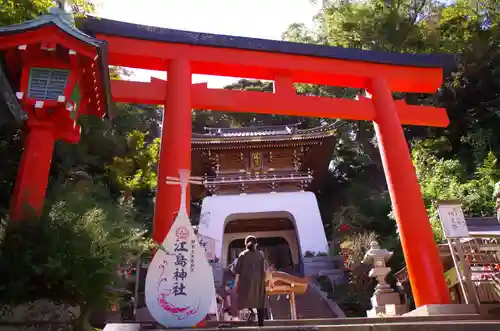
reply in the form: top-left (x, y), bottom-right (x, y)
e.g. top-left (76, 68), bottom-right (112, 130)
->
top-left (268, 286), bottom-right (336, 320)
top-left (106, 316), bottom-right (500, 331)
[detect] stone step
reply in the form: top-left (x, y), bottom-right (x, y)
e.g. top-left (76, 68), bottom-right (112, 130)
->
top-left (268, 287), bottom-right (336, 319)
top-left (206, 321), bottom-right (500, 331)
top-left (105, 320), bottom-right (500, 331)
top-left (204, 314), bottom-right (499, 327)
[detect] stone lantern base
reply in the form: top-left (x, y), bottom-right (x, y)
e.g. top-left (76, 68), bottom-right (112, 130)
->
top-left (367, 303), bottom-right (409, 317)
top-left (371, 291), bottom-right (401, 307)
top-left (367, 291), bottom-right (408, 317)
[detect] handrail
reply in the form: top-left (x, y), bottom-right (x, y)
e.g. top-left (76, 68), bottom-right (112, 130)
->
top-left (266, 271), bottom-right (311, 295)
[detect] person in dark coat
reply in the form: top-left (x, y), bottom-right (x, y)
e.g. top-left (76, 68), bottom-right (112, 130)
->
top-left (234, 235), bottom-right (266, 326)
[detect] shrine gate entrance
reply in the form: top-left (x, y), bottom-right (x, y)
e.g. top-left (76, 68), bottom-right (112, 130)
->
top-left (78, 16), bottom-right (453, 308)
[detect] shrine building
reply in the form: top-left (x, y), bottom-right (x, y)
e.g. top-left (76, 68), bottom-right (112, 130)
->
top-left (192, 122), bottom-right (337, 276)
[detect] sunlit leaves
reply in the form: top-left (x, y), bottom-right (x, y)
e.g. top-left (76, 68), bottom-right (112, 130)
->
top-left (0, 0), bottom-right (95, 26)
top-left (412, 140), bottom-right (499, 243)
top-left (0, 0), bottom-right (53, 26)
top-left (0, 183), bottom-right (151, 308)
top-left (106, 131), bottom-right (160, 191)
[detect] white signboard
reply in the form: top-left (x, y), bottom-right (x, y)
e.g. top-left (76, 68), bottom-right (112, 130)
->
top-left (197, 233), bottom-right (216, 260)
top-left (437, 201), bottom-right (469, 238)
top-left (145, 171), bottom-right (216, 328)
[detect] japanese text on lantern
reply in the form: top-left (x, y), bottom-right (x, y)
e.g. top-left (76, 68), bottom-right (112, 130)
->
top-left (173, 227), bottom-right (189, 296)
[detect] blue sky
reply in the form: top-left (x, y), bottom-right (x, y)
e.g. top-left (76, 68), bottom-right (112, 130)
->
top-left (95, 0), bottom-right (320, 87)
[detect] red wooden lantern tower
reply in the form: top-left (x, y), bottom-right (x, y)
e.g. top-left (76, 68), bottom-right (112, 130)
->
top-left (0, 8), bottom-right (112, 220)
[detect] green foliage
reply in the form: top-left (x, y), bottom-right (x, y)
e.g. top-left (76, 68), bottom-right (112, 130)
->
top-left (334, 232), bottom-right (378, 316)
top-left (0, 125), bottom-right (23, 219)
top-left (0, 0), bottom-right (54, 26)
top-left (413, 139), bottom-right (500, 243)
top-left (67, 0), bottom-right (96, 17)
top-left (51, 103), bottom-right (162, 233)
top-left (0, 0), bottom-right (95, 26)
top-left (106, 131), bottom-right (159, 191)
top-left (0, 183), bottom-right (151, 310)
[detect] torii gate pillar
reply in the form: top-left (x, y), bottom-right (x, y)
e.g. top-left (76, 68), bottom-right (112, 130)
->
top-left (153, 58), bottom-right (192, 243)
top-left (369, 77), bottom-right (450, 306)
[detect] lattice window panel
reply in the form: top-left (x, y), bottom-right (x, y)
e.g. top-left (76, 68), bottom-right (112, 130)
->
top-left (28, 68), bottom-right (70, 100)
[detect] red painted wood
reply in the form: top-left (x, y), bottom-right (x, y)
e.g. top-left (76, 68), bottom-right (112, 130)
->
top-left (0, 26), bottom-right (96, 58)
top-left (76, 57), bottom-right (106, 118)
top-left (369, 76), bottom-right (450, 307)
top-left (10, 122), bottom-right (56, 221)
top-left (153, 58), bottom-right (192, 243)
top-left (6, 41), bottom-right (94, 221)
top-left (111, 79), bottom-right (449, 127)
top-left (97, 34), bottom-right (444, 93)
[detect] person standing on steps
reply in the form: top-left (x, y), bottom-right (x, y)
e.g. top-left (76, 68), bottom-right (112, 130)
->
top-left (234, 235), bottom-right (266, 327)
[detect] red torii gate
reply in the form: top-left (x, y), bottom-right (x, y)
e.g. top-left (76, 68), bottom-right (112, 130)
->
top-left (80, 17), bottom-right (453, 308)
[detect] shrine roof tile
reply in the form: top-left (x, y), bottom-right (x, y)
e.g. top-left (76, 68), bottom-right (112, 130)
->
top-left (79, 16), bottom-right (455, 70)
top-left (192, 122), bottom-right (339, 143)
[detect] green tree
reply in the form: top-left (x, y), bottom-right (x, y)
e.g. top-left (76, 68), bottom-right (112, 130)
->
top-left (0, 182), bottom-right (151, 330)
top-left (0, 0), bottom-right (95, 26)
top-left (413, 139), bottom-right (500, 242)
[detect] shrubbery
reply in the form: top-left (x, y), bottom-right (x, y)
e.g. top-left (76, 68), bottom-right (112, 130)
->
top-left (0, 184), bottom-right (151, 329)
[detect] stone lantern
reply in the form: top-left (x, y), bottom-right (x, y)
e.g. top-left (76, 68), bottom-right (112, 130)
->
top-left (362, 241), bottom-right (407, 317)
